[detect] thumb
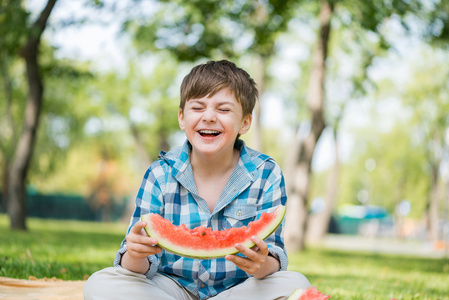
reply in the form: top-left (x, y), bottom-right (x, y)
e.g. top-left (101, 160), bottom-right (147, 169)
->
top-left (131, 220), bottom-right (148, 234)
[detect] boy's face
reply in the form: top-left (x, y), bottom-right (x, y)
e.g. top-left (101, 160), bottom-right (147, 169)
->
top-left (178, 87), bottom-right (252, 157)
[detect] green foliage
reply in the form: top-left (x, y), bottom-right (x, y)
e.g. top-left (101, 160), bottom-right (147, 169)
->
top-left (342, 0), bottom-right (422, 35)
top-left (0, 58), bottom-right (27, 160)
top-left (27, 53), bottom-right (182, 195)
top-left (320, 26), bottom-right (449, 220)
top-left (338, 123), bottom-right (429, 217)
top-left (0, 1), bottom-right (29, 179)
top-left (1, 0), bottom-right (448, 232)
top-left (0, 0), bottom-right (29, 56)
top-left (125, 1), bottom-right (236, 60)
top-left (343, 45), bottom-right (449, 218)
top-left (29, 45), bottom-right (96, 178)
top-left (29, 143), bottom-right (140, 197)
top-left (124, 0), bottom-right (296, 61)
top-left (86, 54), bottom-right (181, 160)
top-left (401, 47), bottom-right (449, 156)
top-left (417, 0), bottom-right (449, 46)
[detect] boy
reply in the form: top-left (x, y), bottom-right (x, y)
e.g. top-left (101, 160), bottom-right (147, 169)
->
top-left (84, 60), bottom-right (310, 299)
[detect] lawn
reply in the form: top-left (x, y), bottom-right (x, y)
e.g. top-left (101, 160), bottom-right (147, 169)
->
top-left (0, 214), bottom-right (127, 280)
top-left (1, 214), bottom-right (448, 299)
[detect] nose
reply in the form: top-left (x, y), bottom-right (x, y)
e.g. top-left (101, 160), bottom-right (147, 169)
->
top-left (202, 108), bottom-right (216, 123)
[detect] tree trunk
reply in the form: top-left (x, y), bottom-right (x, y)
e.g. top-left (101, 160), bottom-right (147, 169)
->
top-left (1, 162), bottom-right (10, 213)
top-left (0, 55), bottom-right (17, 213)
top-left (7, 0), bottom-right (57, 230)
top-left (306, 126), bottom-right (340, 243)
top-left (129, 121), bottom-right (152, 168)
top-left (428, 163), bottom-right (441, 241)
top-left (285, 0), bottom-right (333, 252)
top-left (427, 131), bottom-right (442, 241)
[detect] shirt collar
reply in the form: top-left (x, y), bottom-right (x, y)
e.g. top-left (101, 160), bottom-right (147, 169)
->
top-left (159, 139), bottom-right (270, 183)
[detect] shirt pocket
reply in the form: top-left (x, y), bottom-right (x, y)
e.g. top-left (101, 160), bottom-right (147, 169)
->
top-left (223, 203), bottom-right (257, 223)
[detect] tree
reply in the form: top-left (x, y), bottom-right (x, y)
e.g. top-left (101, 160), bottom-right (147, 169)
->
top-left (285, 0), bottom-right (333, 251)
top-left (322, 44), bottom-right (449, 240)
top-left (305, 17), bottom-right (381, 242)
top-left (410, 0), bottom-right (449, 242)
top-left (285, 0), bottom-right (422, 251)
top-left (7, 0), bottom-right (57, 230)
top-left (27, 46), bottom-right (96, 193)
top-left (124, 0), bottom-right (296, 151)
top-left (400, 47), bottom-right (449, 241)
top-left (91, 55), bottom-right (181, 166)
top-left (0, 0), bottom-right (28, 214)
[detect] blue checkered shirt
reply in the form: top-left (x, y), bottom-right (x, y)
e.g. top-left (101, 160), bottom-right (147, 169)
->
top-left (115, 139), bottom-right (288, 299)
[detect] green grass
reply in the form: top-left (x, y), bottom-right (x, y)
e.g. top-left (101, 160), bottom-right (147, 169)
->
top-left (1, 214), bottom-right (448, 299)
top-left (289, 248), bottom-right (449, 299)
top-left (0, 214), bottom-right (127, 280)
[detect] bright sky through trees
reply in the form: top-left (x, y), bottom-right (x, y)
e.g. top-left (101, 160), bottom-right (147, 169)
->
top-left (24, 0), bottom-right (443, 173)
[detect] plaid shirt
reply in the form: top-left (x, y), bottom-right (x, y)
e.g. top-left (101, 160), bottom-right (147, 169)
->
top-left (115, 139), bottom-right (288, 299)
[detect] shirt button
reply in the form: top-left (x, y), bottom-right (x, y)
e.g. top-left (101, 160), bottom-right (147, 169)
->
top-left (237, 210), bottom-right (242, 217)
top-left (201, 283), bottom-right (205, 288)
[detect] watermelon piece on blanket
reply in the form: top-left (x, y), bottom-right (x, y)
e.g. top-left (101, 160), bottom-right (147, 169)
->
top-left (288, 287), bottom-right (331, 300)
top-left (141, 205), bottom-right (286, 259)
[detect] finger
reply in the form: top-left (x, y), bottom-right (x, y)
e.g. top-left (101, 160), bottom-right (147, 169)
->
top-left (225, 255), bottom-right (256, 274)
top-left (128, 242), bottom-right (162, 254)
top-left (251, 246), bottom-right (260, 252)
top-left (250, 236), bottom-right (268, 255)
top-left (127, 232), bottom-right (158, 246)
top-left (234, 243), bottom-right (254, 258)
top-left (225, 254), bottom-right (247, 268)
top-left (131, 221), bottom-right (148, 234)
top-left (128, 243), bottom-right (162, 257)
top-left (234, 240), bottom-right (267, 260)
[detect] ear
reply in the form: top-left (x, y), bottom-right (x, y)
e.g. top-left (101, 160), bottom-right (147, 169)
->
top-left (238, 114), bottom-right (252, 135)
top-left (178, 108), bottom-right (185, 131)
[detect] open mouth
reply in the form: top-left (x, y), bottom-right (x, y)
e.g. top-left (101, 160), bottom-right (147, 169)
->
top-left (198, 130), bottom-right (221, 138)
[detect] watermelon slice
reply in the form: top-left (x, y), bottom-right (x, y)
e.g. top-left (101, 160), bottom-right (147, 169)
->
top-left (287, 287), bottom-right (331, 300)
top-left (141, 205), bottom-right (286, 259)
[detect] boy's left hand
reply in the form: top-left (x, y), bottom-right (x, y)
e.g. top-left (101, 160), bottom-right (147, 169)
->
top-left (225, 236), bottom-right (278, 278)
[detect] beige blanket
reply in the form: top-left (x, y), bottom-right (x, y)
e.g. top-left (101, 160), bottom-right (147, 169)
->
top-left (0, 277), bottom-right (84, 300)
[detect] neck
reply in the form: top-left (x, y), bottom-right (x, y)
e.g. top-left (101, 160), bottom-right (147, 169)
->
top-left (190, 146), bottom-right (239, 177)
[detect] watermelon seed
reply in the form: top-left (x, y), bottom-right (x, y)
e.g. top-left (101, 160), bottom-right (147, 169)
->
top-left (202, 232), bottom-right (206, 236)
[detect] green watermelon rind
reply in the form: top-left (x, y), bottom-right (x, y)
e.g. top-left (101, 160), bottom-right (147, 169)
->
top-left (141, 205), bottom-right (286, 259)
top-left (287, 287), bottom-right (330, 300)
top-left (287, 288), bottom-right (305, 300)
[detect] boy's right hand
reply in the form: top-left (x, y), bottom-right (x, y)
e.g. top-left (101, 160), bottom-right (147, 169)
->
top-left (121, 221), bottom-right (162, 274)
top-left (126, 221), bottom-right (162, 258)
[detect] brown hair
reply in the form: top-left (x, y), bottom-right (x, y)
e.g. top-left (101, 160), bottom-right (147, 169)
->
top-left (180, 60), bottom-right (258, 117)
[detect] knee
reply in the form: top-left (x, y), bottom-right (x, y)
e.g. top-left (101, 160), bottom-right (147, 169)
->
top-left (280, 271), bottom-right (311, 289)
top-left (83, 267), bottom-right (116, 299)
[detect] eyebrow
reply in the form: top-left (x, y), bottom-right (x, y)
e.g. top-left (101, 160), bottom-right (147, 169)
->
top-left (187, 99), bottom-right (204, 104)
top-left (188, 99), bottom-right (236, 106)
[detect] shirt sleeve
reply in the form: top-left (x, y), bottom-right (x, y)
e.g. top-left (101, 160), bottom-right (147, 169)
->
top-left (114, 162), bottom-right (166, 279)
top-left (258, 160), bottom-right (289, 271)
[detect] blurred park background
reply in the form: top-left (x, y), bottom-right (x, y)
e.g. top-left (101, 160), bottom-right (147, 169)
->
top-left (1, 0), bottom-right (449, 260)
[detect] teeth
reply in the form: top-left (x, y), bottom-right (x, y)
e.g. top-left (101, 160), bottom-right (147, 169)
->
top-left (199, 130), bottom-right (220, 135)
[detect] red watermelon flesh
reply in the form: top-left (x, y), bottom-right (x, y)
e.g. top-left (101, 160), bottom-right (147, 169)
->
top-left (141, 205), bottom-right (286, 259)
top-left (287, 287), bottom-right (331, 300)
